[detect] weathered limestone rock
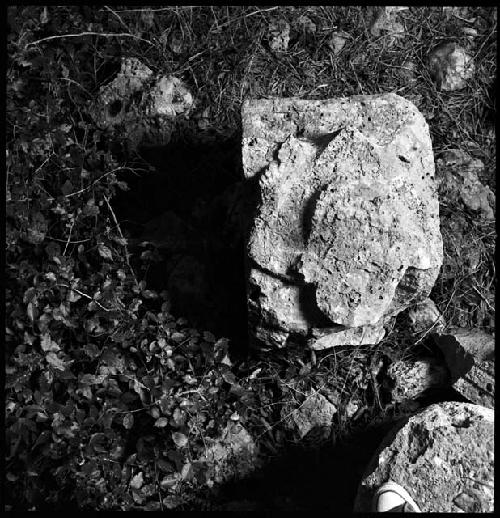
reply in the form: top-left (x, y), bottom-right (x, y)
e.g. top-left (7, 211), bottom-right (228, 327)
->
top-left (428, 43), bottom-right (475, 91)
top-left (369, 6), bottom-right (407, 46)
top-left (436, 149), bottom-right (495, 220)
top-left (354, 402), bottom-right (494, 512)
top-left (91, 57), bottom-right (193, 150)
top-left (288, 391), bottom-right (337, 439)
top-left (433, 328), bottom-right (495, 409)
top-left (407, 297), bottom-right (445, 334)
top-left (200, 422), bottom-right (259, 484)
top-left (243, 94), bottom-right (443, 348)
top-left (387, 358), bottom-right (450, 404)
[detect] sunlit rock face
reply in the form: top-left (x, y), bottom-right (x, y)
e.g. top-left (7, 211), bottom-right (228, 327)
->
top-left (242, 94), bottom-right (443, 349)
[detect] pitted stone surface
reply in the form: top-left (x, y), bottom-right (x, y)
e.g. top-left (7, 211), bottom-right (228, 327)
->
top-left (243, 95), bottom-right (443, 347)
top-left (354, 402), bottom-right (494, 512)
top-left (91, 57), bottom-right (193, 150)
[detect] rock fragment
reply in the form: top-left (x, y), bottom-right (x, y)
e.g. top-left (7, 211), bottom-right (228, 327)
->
top-left (268, 20), bottom-right (290, 53)
top-left (407, 298), bottom-right (445, 334)
top-left (433, 328), bottom-right (495, 409)
top-left (386, 358), bottom-right (450, 404)
top-left (328, 31), bottom-right (350, 55)
top-left (354, 402), bottom-right (494, 512)
top-left (309, 323), bottom-right (386, 350)
top-left (289, 391), bottom-right (337, 439)
top-left (369, 6), bottom-right (407, 45)
top-left (399, 59), bottom-right (416, 83)
top-left (91, 57), bottom-right (193, 150)
top-left (200, 422), bottom-right (259, 484)
top-left (428, 42), bottom-right (475, 91)
top-left (436, 149), bottom-right (495, 219)
top-left (242, 94), bottom-right (443, 348)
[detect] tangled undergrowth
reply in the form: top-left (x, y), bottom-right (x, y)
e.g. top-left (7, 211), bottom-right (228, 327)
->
top-left (6, 6), bottom-right (496, 511)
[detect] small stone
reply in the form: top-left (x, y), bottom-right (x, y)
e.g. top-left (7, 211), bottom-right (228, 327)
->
top-left (169, 31), bottom-right (184, 54)
top-left (369, 6), bottom-right (407, 45)
top-left (291, 391), bottom-right (337, 439)
top-left (462, 27), bottom-right (478, 38)
top-left (310, 323), bottom-right (386, 350)
top-left (399, 59), bottom-right (416, 83)
top-left (345, 400), bottom-right (360, 418)
top-left (130, 471), bottom-right (144, 490)
top-left (90, 57), bottom-right (193, 150)
top-left (387, 358), bottom-right (450, 403)
top-left (428, 42), bottom-right (475, 91)
top-left (407, 298), bottom-right (445, 334)
top-left (297, 15), bottom-right (316, 35)
top-left (200, 423), bottom-right (259, 484)
top-left (436, 149), bottom-right (494, 219)
top-left (442, 6), bottom-right (474, 22)
top-left (268, 20), bottom-right (290, 53)
top-left (328, 31), bottom-right (350, 55)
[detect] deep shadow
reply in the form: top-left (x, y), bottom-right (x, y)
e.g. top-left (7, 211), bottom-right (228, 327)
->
top-left (195, 417), bottom-right (405, 512)
top-left (193, 385), bottom-right (471, 512)
top-left (111, 136), bottom-right (254, 352)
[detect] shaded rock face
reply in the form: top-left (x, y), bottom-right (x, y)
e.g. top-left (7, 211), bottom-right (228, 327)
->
top-left (433, 328), bottom-right (495, 409)
top-left (407, 297), bottom-right (445, 334)
top-left (200, 423), bottom-right (259, 484)
top-left (354, 402), bottom-right (494, 512)
top-left (242, 94), bottom-right (443, 348)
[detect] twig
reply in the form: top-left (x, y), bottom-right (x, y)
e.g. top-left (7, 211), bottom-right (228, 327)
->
top-left (109, 6), bottom-right (195, 13)
top-left (103, 5), bottom-right (131, 32)
top-left (26, 32), bottom-right (153, 49)
top-left (64, 167), bottom-right (139, 198)
top-left (57, 284), bottom-right (111, 312)
top-left (63, 219), bottom-right (75, 256)
top-left (103, 195), bottom-right (139, 289)
top-left (215, 6), bottom-right (280, 30)
top-left (46, 235), bottom-right (91, 244)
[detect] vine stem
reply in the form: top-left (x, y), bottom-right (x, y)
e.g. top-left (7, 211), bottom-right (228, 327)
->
top-left (26, 31), bottom-right (153, 49)
top-left (103, 195), bottom-right (139, 289)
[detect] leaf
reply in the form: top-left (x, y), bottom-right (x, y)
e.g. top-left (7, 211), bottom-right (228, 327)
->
top-left (98, 243), bottom-right (113, 260)
top-left (171, 431), bottom-right (188, 448)
top-left (130, 471), bottom-right (144, 490)
top-left (27, 302), bottom-right (37, 322)
top-left (123, 413), bottom-right (134, 429)
top-left (46, 352), bottom-right (69, 371)
top-left (41, 333), bottom-right (60, 352)
top-left (61, 180), bottom-right (74, 196)
top-left (154, 417), bottom-right (169, 428)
